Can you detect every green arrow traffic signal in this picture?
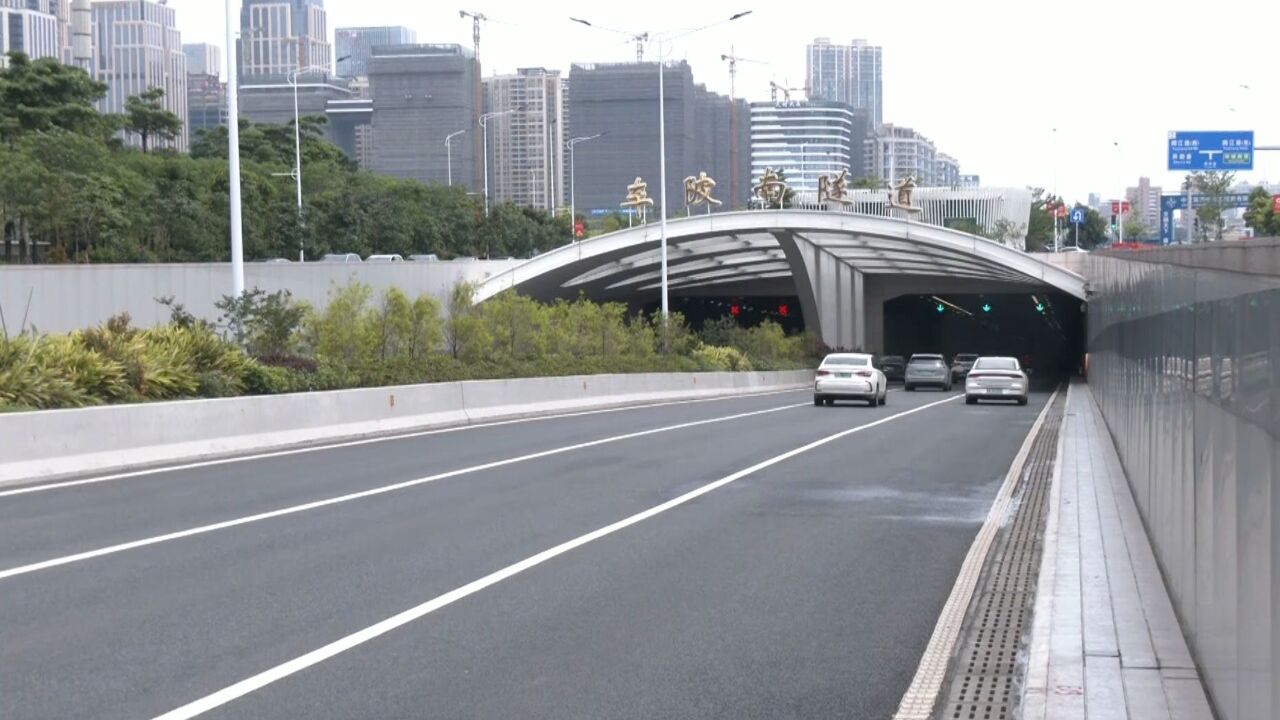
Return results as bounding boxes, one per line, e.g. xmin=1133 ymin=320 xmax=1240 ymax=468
xmin=936 ymin=303 xmax=945 ymax=313
xmin=982 ymin=303 xmax=992 ymax=313
xmin=1036 ymin=303 xmax=1045 ymax=313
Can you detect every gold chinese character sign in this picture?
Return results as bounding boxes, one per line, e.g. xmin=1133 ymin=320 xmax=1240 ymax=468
xmin=621 ymin=176 xmax=655 ymax=223
xmin=684 ymin=171 xmax=722 ymax=208
xmin=817 ymin=169 xmax=854 ymax=206
xmin=753 ymin=167 xmax=788 ymax=208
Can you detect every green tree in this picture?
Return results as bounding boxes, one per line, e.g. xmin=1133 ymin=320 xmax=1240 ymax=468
xmin=1190 ymin=171 xmax=1234 ymax=241
xmin=1243 ymin=186 xmax=1279 ymax=238
xmin=123 ymin=87 xmax=182 ymax=153
xmin=1122 ymin=212 xmax=1151 ymax=241
xmin=1025 ymin=187 xmax=1061 ymax=252
xmin=0 ymin=52 xmax=116 ymax=143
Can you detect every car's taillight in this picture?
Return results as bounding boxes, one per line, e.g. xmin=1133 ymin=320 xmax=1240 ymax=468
xmin=855 ymin=370 xmax=872 ymax=378
xmin=967 ymin=373 xmax=987 ymax=380
xmin=816 ymin=370 xmax=831 ymax=377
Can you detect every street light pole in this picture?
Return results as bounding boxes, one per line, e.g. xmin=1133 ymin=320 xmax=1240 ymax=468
xmin=285 ymin=61 xmax=345 ymax=262
xmin=570 ymin=11 xmax=752 ymax=321
xmin=225 ymin=0 xmax=244 ymax=295
xmin=444 ymin=128 xmax=469 ymax=186
xmin=566 ymin=133 xmax=603 ymax=242
xmin=657 ymin=36 xmax=669 ymax=318
xmin=478 ymin=109 xmax=516 ymax=216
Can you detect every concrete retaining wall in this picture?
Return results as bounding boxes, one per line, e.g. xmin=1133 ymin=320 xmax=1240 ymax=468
xmin=0 ymin=370 xmax=811 ymax=486
xmin=0 ymin=261 xmax=521 ymax=337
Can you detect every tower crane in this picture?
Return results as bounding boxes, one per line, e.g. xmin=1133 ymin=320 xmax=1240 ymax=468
xmin=720 ymin=49 xmax=768 ymax=208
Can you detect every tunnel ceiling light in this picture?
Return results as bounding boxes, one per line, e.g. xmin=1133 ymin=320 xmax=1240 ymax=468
xmin=929 ymin=295 xmax=973 ymax=317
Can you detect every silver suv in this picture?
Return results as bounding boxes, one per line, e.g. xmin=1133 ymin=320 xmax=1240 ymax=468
xmin=904 ymin=353 xmax=952 ymax=391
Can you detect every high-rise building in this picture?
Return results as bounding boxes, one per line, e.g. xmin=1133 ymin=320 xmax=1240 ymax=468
xmin=334 ymin=25 xmax=415 ymax=78
xmin=484 ymin=68 xmax=565 ymax=213
xmin=240 ymin=0 xmax=329 ymax=78
xmin=750 ymin=100 xmax=870 ymax=197
xmin=959 ymin=174 xmax=980 ymax=188
xmin=567 ymin=61 xmax=747 ymax=217
xmin=3 ymin=0 xmax=72 ymax=63
xmin=694 ymin=84 xmax=750 ymax=209
xmin=936 ymin=153 xmax=961 ymax=188
xmin=1124 ymin=176 xmax=1162 ymax=231
xmin=866 ymin=124 xmax=937 ymax=187
xmin=186 ymin=73 xmax=227 ymax=138
xmin=0 ymin=4 xmax=60 ymax=62
xmin=368 ymin=44 xmax=478 ymax=185
xmin=183 ymin=42 xmax=221 ymax=77
xmin=91 ymin=0 xmax=188 ymax=151
xmin=239 ymin=71 xmax=359 ymax=156
xmin=806 ymin=38 xmax=882 ymax=128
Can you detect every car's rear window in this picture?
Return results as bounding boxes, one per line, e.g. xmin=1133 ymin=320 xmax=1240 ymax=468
xmin=823 ymin=357 xmax=869 ymax=367
xmin=974 ymin=358 xmax=1019 ymax=370
xmin=955 ymin=354 xmax=979 ymax=361
xmin=911 ymin=359 xmax=945 ymax=368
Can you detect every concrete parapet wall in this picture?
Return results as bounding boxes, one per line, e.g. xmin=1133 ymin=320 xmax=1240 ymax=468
xmin=0 ymin=370 xmax=810 ymax=486
xmin=0 ymin=261 xmax=520 ymax=337
xmin=1083 ymin=251 xmax=1280 ymax=720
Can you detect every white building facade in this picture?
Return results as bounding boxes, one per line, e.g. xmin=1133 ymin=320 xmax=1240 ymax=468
xmin=485 ymin=68 xmax=566 ymax=213
xmin=91 ymin=0 xmax=188 ymax=151
xmin=240 ymin=0 xmax=329 ymax=78
xmin=750 ymin=101 xmax=866 ymax=197
xmin=0 ymin=4 xmax=60 ymax=62
xmin=936 ymin=153 xmax=961 ymax=187
xmin=867 ymin=124 xmax=938 ymax=187
xmin=182 ymin=42 xmax=220 ymax=77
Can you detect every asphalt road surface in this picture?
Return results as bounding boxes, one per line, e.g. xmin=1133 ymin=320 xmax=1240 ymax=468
xmin=0 ymin=386 xmax=1049 ymax=719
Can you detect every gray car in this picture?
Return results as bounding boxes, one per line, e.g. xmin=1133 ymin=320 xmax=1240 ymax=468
xmin=951 ymin=353 xmax=980 ymax=381
xmin=904 ymin=353 xmax=952 ymax=391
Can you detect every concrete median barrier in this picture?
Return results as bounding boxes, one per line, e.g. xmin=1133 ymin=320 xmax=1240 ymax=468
xmin=0 ymin=370 xmax=810 ymax=486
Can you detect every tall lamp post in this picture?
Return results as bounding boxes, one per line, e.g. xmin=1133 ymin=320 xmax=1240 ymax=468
xmin=444 ymin=128 xmax=469 ymax=186
xmin=567 ymin=132 xmax=603 ymax=242
xmin=225 ymin=0 xmax=244 ymax=295
xmin=285 ymin=60 xmax=346 ymax=261
xmin=479 ymin=109 xmax=517 ymax=216
xmin=569 ymin=10 xmax=753 ymax=318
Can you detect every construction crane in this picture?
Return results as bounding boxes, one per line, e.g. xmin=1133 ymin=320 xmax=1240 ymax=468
xmin=460 ymin=10 xmax=490 ymax=191
xmin=458 ymin=10 xmax=488 ymax=61
xmin=769 ymin=80 xmax=805 ymax=103
xmin=720 ymin=48 xmax=768 ymax=209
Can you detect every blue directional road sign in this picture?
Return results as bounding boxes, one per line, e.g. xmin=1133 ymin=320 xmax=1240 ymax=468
xmin=1168 ymin=131 xmax=1254 ymax=171
xmin=1069 ymin=208 xmax=1085 ymax=225
xmin=1157 ymin=192 xmax=1253 ymax=244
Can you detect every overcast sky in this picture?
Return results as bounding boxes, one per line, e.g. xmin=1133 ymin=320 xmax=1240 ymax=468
xmin=174 ymin=0 xmax=1279 ymax=203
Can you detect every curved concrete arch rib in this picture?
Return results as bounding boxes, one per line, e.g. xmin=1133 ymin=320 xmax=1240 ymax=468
xmin=473 ymin=210 xmax=1087 ymax=351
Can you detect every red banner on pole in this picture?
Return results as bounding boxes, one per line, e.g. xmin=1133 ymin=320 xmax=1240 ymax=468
xmin=1273 ymin=194 xmax=1280 ymax=214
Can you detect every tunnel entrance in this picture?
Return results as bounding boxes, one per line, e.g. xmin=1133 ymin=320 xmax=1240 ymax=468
xmin=883 ymin=292 xmax=1085 ymax=382
xmin=664 ymin=296 xmax=806 ymax=335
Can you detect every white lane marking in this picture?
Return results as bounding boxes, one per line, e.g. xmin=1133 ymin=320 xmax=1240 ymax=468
xmin=0 ymin=388 xmax=807 ymax=499
xmin=151 ymin=393 xmax=960 ymax=720
xmin=892 ymin=388 xmax=1060 ymax=720
xmin=0 ymin=402 xmax=810 ymax=582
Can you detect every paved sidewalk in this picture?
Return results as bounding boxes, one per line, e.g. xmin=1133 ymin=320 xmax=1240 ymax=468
xmin=1022 ymin=381 xmax=1214 ymax=720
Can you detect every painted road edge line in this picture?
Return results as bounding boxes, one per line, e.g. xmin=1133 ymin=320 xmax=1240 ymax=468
xmin=0 ymin=387 xmax=806 ymax=499
xmin=0 ymin=401 xmax=808 ymax=582
xmin=892 ymin=387 xmax=1062 ymax=720
xmin=150 ymin=392 xmax=959 ymax=720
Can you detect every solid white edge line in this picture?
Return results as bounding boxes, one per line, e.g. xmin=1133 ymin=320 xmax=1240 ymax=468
xmin=151 ymin=393 xmax=960 ymax=720
xmin=891 ymin=387 xmax=1061 ymax=720
xmin=0 ymin=401 xmax=808 ymax=582
xmin=0 ymin=387 xmax=807 ymax=499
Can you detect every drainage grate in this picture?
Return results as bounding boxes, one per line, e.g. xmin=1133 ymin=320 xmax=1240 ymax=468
xmin=937 ymin=392 xmax=1065 ymax=720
